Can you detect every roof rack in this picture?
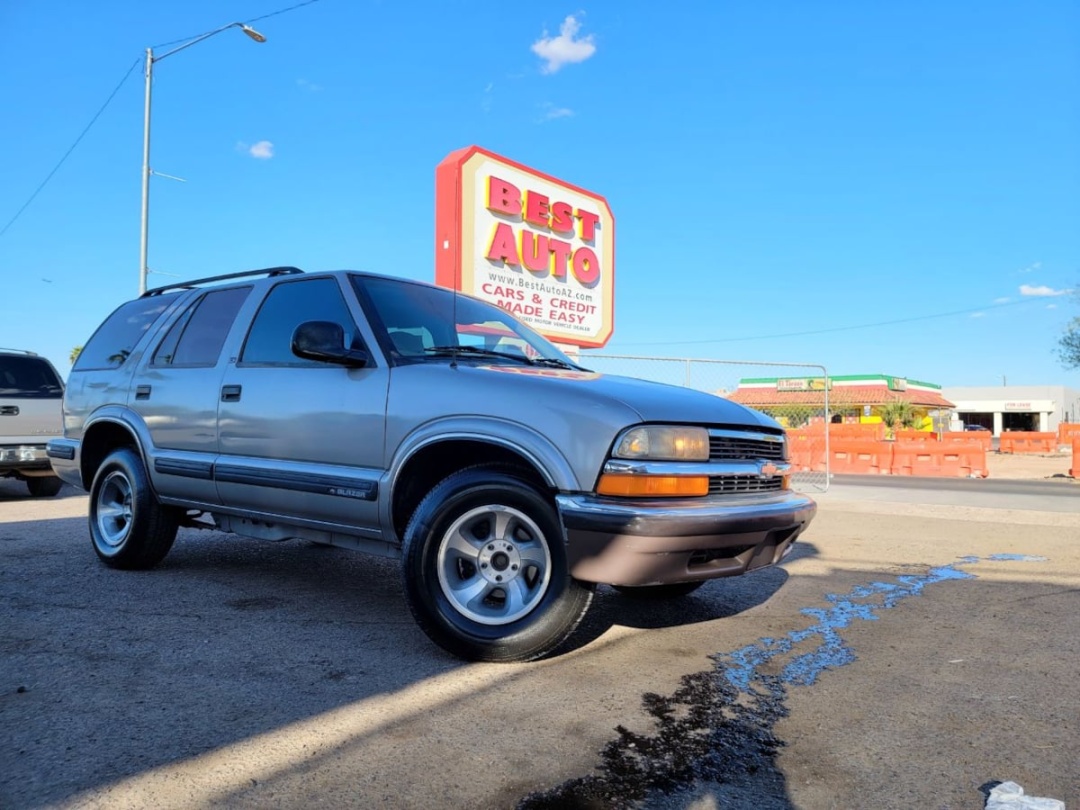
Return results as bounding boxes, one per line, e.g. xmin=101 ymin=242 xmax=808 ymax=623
xmin=142 ymin=266 xmax=304 ymax=297
xmin=0 ymin=348 xmax=39 ymax=356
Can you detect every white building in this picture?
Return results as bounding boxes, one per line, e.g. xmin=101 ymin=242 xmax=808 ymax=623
xmin=941 ymin=384 xmax=1080 ymax=435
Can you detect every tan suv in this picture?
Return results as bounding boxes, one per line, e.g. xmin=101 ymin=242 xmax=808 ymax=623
xmin=0 ymin=349 xmax=65 ymax=497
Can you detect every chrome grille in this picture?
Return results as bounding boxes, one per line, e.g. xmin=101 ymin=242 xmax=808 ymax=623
xmin=709 ymin=432 xmax=785 ymax=461
xmin=708 ymin=475 xmax=784 ymax=494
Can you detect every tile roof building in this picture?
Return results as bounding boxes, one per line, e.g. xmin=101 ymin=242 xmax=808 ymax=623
xmin=726 ymin=375 xmax=954 ymax=428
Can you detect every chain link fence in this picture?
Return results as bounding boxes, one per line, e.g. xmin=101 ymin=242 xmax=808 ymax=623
xmin=577 ymin=354 xmax=830 ymax=492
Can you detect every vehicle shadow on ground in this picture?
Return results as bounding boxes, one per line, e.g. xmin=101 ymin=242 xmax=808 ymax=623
xmin=563 ymin=542 xmax=817 ymax=653
xmin=0 ymin=512 xmax=815 ymax=809
xmin=0 ymin=478 xmax=82 ymax=501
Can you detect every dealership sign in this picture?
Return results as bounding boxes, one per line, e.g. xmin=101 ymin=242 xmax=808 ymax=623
xmin=435 ymin=145 xmax=615 ymax=348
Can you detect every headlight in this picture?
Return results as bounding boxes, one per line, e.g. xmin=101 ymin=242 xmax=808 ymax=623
xmin=613 ymin=426 xmax=710 ymax=461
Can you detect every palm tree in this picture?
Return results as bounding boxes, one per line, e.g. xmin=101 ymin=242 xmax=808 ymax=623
xmin=880 ymin=399 xmax=919 ymax=438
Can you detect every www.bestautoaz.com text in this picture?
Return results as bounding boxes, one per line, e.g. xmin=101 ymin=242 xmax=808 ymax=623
xmin=482 ymin=274 xmax=597 ymax=326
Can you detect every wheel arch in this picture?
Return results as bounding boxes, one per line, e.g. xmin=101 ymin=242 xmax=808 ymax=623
xmin=79 ymin=411 xmax=149 ymax=489
xmin=386 ymin=421 xmax=579 ymax=545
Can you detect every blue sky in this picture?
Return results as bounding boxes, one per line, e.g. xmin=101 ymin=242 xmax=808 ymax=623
xmin=1 ymin=0 xmax=1077 ymax=385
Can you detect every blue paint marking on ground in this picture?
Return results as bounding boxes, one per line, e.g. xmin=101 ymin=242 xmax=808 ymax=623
xmin=714 ymin=555 xmax=1043 ymax=691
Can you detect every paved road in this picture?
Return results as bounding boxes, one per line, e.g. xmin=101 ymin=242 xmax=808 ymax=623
xmin=823 ymin=474 xmax=1079 ymax=512
xmin=1 ymin=478 xmax=1077 ymax=809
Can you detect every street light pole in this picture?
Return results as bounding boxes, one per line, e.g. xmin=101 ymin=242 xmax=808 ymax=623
xmin=139 ymin=48 xmax=153 ymax=296
xmin=139 ymin=23 xmax=266 ymax=295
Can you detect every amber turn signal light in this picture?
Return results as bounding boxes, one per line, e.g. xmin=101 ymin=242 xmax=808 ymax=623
xmin=596 ymin=474 xmax=709 ymax=497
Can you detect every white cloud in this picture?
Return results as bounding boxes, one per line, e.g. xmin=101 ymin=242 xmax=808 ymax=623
xmin=993 ymin=297 xmax=1011 ymax=304
xmin=970 ymin=312 xmax=986 ymax=318
xmin=1047 ymin=304 xmax=1058 ymax=309
xmin=1020 ymin=284 xmax=1070 ymax=297
xmin=1018 ymin=261 xmax=1041 ymax=274
xmin=249 ymin=140 xmax=274 ymax=159
xmin=297 ymin=78 xmax=322 ymax=92
xmin=539 ymin=102 xmax=574 ymax=121
xmin=532 ymin=15 xmax=596 ymax=74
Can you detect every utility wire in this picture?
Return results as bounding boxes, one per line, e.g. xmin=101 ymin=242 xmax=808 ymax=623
xmin=245 ymin=0 xmax=324 ymax=25
xmin=609 ymin=297 xmax=1049 ymax=347
xmin=151 ymin=0 xmax=324 ymax=49
xmin=3 ymin=0 xmax=324 ymax=240
xmin=0 ymin=57 xmax=141 ymax=239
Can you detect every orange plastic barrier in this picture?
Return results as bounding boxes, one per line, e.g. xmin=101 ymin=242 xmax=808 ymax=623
xmin=1072 ymin=437 xmax=1080 ymax=478
xmin=785 ymin=429 xmax=826 ymax=472
xmin=998 ymin=432 xmax=1057 ymax=454
xmin=1059 ymin=423 xmax=1080 ymax=446
xmin=942 ymin=431 xmax=992 ymax=451
xmin=894 ymin=430 xmax=938 ymax=442
xmin=787 ymin=442 xmax=824 ymax=473
xmin=825 ymin=439 xmax=892 ymax=475
xmin=830 ymin=423 xmax=886 ymax=440
xmin=891 ymin=441 xmax=988 ymax=478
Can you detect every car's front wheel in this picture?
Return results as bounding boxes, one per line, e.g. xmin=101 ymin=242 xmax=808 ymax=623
xmin=89 ymin=447 xmax=179 ymax=570
xmin=401 ymin=467 xmax=593 ymax=662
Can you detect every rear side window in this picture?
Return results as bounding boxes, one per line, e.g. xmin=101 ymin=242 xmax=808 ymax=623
xmin=153 ymin=287 xmax=251 ymax=367
xmin=75 ymin=297 xmax=174 ymax=371
xmin=0 ymin=356 xmax=63 ymax=399
xmin=241 ymin=278 xmax=356 ymax=365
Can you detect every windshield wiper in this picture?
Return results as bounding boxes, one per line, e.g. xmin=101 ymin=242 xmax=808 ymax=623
xmin=530 ymin=357 xmax=578 ymax=369
xmin=424 ymin=346 xmax=536 ymax=364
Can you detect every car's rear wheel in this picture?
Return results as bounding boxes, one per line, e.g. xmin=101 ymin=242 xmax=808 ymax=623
xmin=613 ymin=581 xmax=707 ymax=599
xmin=401 ymin=466 xmax=593 ymax=662
xmin=89 ymin=447 xmax=179 ymax=570
xmin=26 ymin=476 xmax=63 ymax=497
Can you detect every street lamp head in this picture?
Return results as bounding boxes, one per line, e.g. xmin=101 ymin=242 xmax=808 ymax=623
xmin=240 ymin=25 xmax=267 ymax=43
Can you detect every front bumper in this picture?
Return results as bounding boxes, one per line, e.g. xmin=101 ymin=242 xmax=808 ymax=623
xmin=556 ymin=491 xmax=817 ymax=586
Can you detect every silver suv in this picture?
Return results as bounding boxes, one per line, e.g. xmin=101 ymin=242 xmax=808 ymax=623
xmin=50 ymin=268 xmax=816 ymax=661
xmin=1 ymin=349 xmax=65 ymax=497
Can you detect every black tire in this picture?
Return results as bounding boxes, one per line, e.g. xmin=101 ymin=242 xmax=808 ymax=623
xmin=613 ymin=581 xmax=707 ymax=599
xmin=88 ymin=447 xmax=179 ymax=570
xmin=401 ymin=466 xmax=594 ymax=663
xmin=26 ymin=476 xmax=63 ymax=497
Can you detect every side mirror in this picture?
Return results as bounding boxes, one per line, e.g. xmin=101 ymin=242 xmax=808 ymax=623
xmin=291 ymin=321 xmax=369 ymax=368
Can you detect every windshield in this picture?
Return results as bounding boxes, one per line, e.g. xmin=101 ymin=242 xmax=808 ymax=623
xmin=0 ymin=355 xmax=63 ymax=399
xmin=352 ymin=275 xmax=581 ymax=367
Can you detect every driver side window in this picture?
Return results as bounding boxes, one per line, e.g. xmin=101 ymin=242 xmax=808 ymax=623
xmin=241 ymin=278 xmax=359 ymax=366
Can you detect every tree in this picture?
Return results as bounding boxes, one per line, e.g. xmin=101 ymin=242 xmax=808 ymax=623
xmin=879 ymin=399 xmax=921 ymax=437
xmin=69 ymin=346 xmax=82 ymax=364
xmin=1059 ymin=318 xmax=1080 ymax=369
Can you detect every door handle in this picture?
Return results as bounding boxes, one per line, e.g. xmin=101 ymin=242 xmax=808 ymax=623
xmin=135 ymin=385 xmax=151 ymax=401
xmin=221 ymin=384 xmax=242 ymax=403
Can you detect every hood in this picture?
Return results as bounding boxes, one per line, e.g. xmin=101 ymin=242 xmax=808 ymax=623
xmin=468 ymin=364 xmax=781 ymax=431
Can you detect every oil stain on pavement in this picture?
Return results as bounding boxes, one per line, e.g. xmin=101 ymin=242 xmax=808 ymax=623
xmin=518 ymin=555 xmax=1046 ymax=810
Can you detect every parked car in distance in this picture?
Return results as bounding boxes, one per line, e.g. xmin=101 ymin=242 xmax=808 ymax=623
xmin=0 ymin=348 xmax=65 ymax=497
xmin=964 ymin=424 xmax=991 ymax=432
xmin=49 ymin=267 xmax=817 ymax=662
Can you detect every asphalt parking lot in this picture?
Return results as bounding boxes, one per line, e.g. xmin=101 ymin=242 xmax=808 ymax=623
xmin=1 ymin=477 xmax=1077 ymax=809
